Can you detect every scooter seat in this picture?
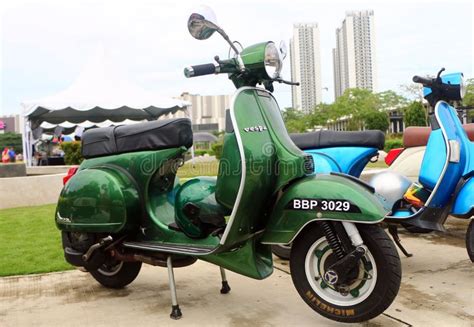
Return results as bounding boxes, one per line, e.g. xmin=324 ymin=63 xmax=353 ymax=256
xmin=403 ymin=124 xmax=474 ymax=148
xmin=291 ymin=130 xmax=385 ymax=150
xmin=82 ymin=118 xmax=193 ymax=158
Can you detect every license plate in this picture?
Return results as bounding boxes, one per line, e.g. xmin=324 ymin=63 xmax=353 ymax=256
xmin=286 ymin=198 xmax=361 ymax=213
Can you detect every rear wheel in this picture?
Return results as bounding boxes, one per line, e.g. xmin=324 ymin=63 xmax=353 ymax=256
xmin=271 ymin=244 xmax=291 ymax=260
xmin=466 ymin=220 xmax=474 ymax=262
xmin=290 ymin=223 xmax=401 ymax=323
xmin=90 ymin=258 xmax=142 ymax=289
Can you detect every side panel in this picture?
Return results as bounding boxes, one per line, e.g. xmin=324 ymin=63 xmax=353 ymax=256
xmin=56 ymin=168 xmax=140 ymax=233
xmin=261 ymin=174 xmax=389 ymax=244
xmin=452 ymin=178 xmax=474 ymax=217
xmin=306 ymin=147 xmax=377 ymax=177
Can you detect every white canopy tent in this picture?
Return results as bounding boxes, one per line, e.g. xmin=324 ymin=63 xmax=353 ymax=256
xmin=22 ymin=49 xmax=190 ymax=165
xmin=39 ymin=119 xmax=145 ymax=130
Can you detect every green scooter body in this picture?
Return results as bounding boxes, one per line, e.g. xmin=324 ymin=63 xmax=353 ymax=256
xmin=56 ymin=87 xmax=386 ymax=279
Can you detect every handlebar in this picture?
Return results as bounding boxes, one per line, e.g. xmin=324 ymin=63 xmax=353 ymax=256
xmin=184 ymin=63 xmax=216 ymax=78
xmin=412 ymin=75 xmax=433 ymax=86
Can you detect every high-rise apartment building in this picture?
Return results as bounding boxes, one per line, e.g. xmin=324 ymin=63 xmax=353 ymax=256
xmin=173 ymin=92 xmax=231 ymax=132
xmin=333 ymin=10 xmax=377 ymax=98
xmin=290 ymin=23 xmax=322 ymax=113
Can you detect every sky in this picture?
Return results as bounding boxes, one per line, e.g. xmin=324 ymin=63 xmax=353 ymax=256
xmin=1 ymin=0 xmax=473 ymax=115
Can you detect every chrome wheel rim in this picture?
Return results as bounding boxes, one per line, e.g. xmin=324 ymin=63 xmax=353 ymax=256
xmin=98 ymin=260 xmax=124 ymax=277
xmin=304 ymin=236 xmax=377 ymax=306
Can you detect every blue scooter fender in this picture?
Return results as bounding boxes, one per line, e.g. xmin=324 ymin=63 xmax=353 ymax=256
xmin=452 ymin=177 xmax=474 ymax=218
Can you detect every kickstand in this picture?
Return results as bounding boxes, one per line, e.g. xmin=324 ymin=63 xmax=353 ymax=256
xmin=166 ymin=256 xmax=182 ymax=319
xmin=219 ymin=267 xmax=231 ymax=294
xmin=388 ymin=225 xmax=413 ymax=258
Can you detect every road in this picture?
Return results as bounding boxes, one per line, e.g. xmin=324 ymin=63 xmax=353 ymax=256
xmin=0 ymin=219 xmax=472 ymax=326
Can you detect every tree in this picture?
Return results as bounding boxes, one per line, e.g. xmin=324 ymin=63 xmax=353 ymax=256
xmin=282 ymin=108 xmax=309 ymax=132
xmin=399 ymin=83 xmax=424 ymax=101
xmin=308 ymin=103 xmax=332 ymax=127
xmin=330 ymin=88 xmax=379 ymax=130
xmin=377 ymin=90 xmax=409 ymax=110
xmin=462 ymin=78 xmax=474 ymax=122
xmin=404 ymin=101 xmax=427 ymax=127
xmin=463 ymin=78 xmax=474 ymax=106
xmin=365 ymin=110 xmax=389 ymax=132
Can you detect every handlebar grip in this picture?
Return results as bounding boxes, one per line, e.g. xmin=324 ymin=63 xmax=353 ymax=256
xmin=184 ymin=63 xmax=216 ymax=78
xmin=412 ymin=75 xmax=433 ymax=86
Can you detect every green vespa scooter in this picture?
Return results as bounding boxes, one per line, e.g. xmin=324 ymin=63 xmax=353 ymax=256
xmin=55 ymin=7 xmax=401 ymax=323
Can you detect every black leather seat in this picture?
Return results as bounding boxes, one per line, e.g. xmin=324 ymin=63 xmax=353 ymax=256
xmin=291 ymin=130 xmax=385 ymax=150
xmin=82 ymin=118 xmax=193 ymax=158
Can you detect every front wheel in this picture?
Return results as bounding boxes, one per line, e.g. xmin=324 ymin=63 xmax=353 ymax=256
xmin=90 ymin=258 xmax=142 ymax=289
xmin=290 ymin=223 xmax=401 ymax=323
xmin=466 ymin=220 xmax=474 ymax=262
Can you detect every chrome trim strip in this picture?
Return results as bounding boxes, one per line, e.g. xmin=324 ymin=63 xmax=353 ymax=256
xmin=220 ymin=86 xmax=266 ymax=244
xmin=123 ymin=242 xmax=215 ymax=256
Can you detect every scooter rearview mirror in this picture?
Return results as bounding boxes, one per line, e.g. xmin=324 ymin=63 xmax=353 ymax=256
xmin=279 ymin=40 xmax=287 ymax=60
xmin=188 ymin=5 xmax=219 ymax=40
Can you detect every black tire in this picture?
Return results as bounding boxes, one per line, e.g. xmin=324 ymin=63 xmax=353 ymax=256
xmin=401 ymin=223 xmax=432 ymax=234
xmin=272 ymin=244 xmax=292 ymax=260
xmin=466 ymin=220 xmax=474 ymax=262
xmin=90 ymin=259 xmax=142 ymax=289
xmin=290 ymin=223 xmax=401 ymax=323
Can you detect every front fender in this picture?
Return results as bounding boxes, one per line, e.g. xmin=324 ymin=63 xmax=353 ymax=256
xmin=261 ymin=174 xmax=389 ymax=244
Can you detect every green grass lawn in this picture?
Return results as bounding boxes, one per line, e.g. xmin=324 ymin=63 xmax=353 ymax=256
xmin=0 ymin=204 xmax=73 ymax=277
xmin=177 ymin=160 xmax=219 ymax=178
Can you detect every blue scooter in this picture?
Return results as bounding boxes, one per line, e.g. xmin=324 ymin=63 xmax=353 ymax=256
xmin=272 ymin=130 xmax=385 ymax=259
xmin=368 ymin=68 xmax=474 ymax=260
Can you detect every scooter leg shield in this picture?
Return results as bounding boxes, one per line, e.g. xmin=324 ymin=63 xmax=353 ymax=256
xmin=261 ymin=173 xmax=389 ymax=245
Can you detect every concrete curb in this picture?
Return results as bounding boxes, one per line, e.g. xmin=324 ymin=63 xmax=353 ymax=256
xmin=0 ymin=173 xmax=65 ymax=209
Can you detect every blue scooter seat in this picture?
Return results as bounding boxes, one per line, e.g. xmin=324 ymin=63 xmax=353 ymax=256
xmin=291 ymin=130 xmax=385 ymax=150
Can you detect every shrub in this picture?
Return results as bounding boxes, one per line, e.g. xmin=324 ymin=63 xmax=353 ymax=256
xmin=194 ymin=149 xmax=209 ymax=156
xmin=0 ymin=133 xmax=23 ymax=153
xmin=60 ymin=141 xmax=84 ymax=165
xmin=211 ymin=142 xmax=223 ymax=160
xmin=384 ymin=138 xmax=403 ymax=153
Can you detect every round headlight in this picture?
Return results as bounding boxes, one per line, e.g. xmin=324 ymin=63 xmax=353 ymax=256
xmin=460 ymin=74 xmax=466 ymax=99
xmin=264 ymin=42 xmax=282 ymax=79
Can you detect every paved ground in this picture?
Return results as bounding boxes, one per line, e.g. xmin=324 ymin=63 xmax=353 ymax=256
xmin=0 ymin=219 xmax=472 ymax=326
